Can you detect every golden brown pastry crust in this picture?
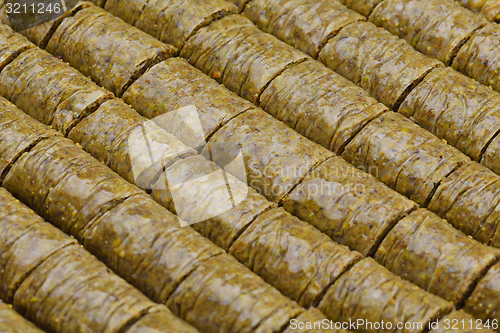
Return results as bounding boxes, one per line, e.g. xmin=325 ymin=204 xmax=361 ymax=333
xmin=283 ymin=156 xmax=416 ymax=256
xmin=180 ymin=14 xmax=309 ymax=103
xmin=243 ymin=0 xmax=364 ymax=58
xmin=83 ymin=194 xmax=223 ymax=303
xmin=151 ymin=155 xmax=275 ymax=251
xmin=0 ymin=187 xmax=76 ymax=302
xmin=167 ymin=253 xmax=303 ymax=333
xmin=428 ymin=161 xmax=500 ymax=247
xmin=230 ymin=207 xmax=362 ymax=307
xmin=369 ymin=0 xmax=487 ymax=65
xmin=0 ymin=24 xmax=34 ymax=71
xmin=0 ymin=47 xmax=113 ymax=135
xmin=105 ymin=0 xmax=236 ymax=50
xmin=454 ymin=0 xmax=500 ymax=22
xmin=464 ymin=261 xmax=500 ymax=330
xmin=2 ymin=136 xmax=143 ymax=239
xmin=202 ymin=108 xmax=334 ymax=203
xmin=453 ymin=24 xmax=500 ymax=94
xmin=69 ymin=98 xmax=196 ymax=188
xmin=123 ymin=57 xmax=254 ymax=141
xmin=0 ymin=99 xmax=62 ymax=183
xmin=399 ymin=66 xmax=500 ymax=162
xmin=0 ymin=300 xmax=45 ymax=333
xmin=319 ymin=21 xmax=442 ymax=110
xmin=481 ymin=0 xmax=500 ymax=21
xmin=319 ymin=258 xmax=453 ymax=333
xmin=14 ymin=245 xmax=156 ymax=333
xmin=260 ymin=60 xmax=386 ymax=154
xmin=46 ymin=5 xmax=176 ymax=96
xmin=19 ymin=1 xmax=92 ymax=48
xmin=482 ymin=131 xmax=500 ymax=176
xmin=342 ymin=112 xmax=470 ymax=206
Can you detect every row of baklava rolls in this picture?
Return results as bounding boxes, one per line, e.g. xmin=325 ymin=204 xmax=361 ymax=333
xmin=69 ymin=0 xmax=500 ymax=254
xmin=0 ymin=182 xmax=201 ymax=333
xmin=0 ymin=4 xmax=499 ymax=331
xmin=0 ymin=80 xmax=330 ymax=333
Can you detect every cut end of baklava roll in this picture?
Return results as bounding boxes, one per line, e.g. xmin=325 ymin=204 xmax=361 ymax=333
xmin=83 ymin=193 xmax=224 ymax=304
xmin=319 ymin=20 xmax=443 ymax=110
xmin=202 ymin=108 xmax=334 ymax=203
xmin=464 ymin=261 xmax=500 ymax=331
xmin=260 ymin=59 xmax=386 ymax=155
xmin=0 ymin=24 xmax=35 ymax=71
xmin=482 ymin=132 xmax=500 ymax=176
xmin=243 ymin=0 xmax=364 ymax=59
xmin=13 ymin=244 xmax=156 ymax=333
xmin=0 ymin=300 xmax=45 ymax=333
xmin=428 ymin=161 xmax=500 ymax=247
xmin=46 ymin=5 xmax=177 ymax=97
xmin=69 ymin=98 xmax=197 ymax=189
xmin=399 ymin=66 xmax=500 ymax=162
xmin=0 ymin=47 xmax=114 ymax=136
xmin=453 ymin=23 xmax=500 ymax=95
xmin=105 ymin=0 xmax=237 ymax=50
xmin=283 ymin=156 xmax=417 ymax=256
xmin=0 ymin=187 xmax=77 ymax=303
xmin=123 ymin=57 xmax=254 ymax=143
xmin=180 ymin=14 xmax=309 ymax=103
xmin=3 ymin=133 xmax=144 ymax=237
xmin=19 ymin=1 xmax=92 ymax=49
xmin=151 ymin=154 xmax=275 ymax=250
xmin=318 ymin=258 xmax=453 ymax=333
